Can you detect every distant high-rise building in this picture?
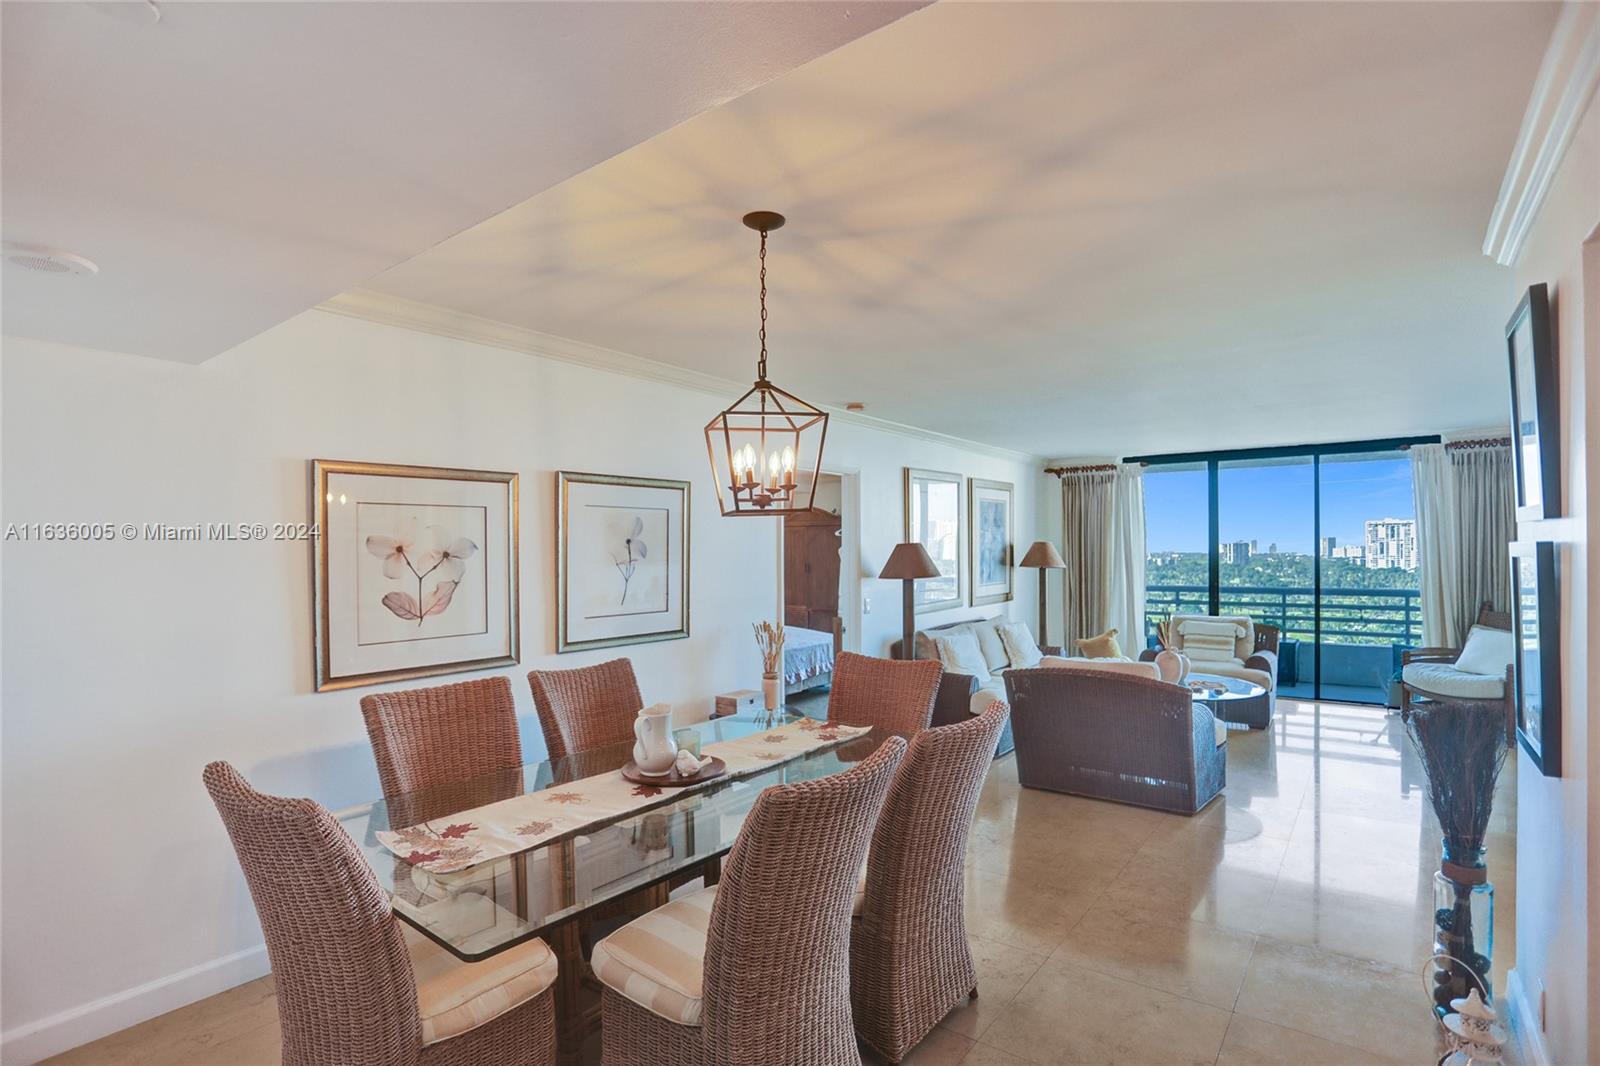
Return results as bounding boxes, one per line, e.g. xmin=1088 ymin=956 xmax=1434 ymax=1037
xmin=1267 ymin=542 xmax=1278 ymax=554
xmin=1331 ymin=544 xmax=1365 ymax=563
xmin=1221 ymin=540 xmax=1252 ymax=565
xmin=1319 ymin=536 xmax=1337 ymax=556
xmin=1365 ymin=518 xmax=1417 ymax=570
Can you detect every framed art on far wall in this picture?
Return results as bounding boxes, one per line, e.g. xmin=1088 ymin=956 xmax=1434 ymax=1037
xmin=904 ymin=467 xmax=964 ymax=612
xmin=968 ymin=477 xmax=1014 ymax=606
xmin=1510 ymin=540 xmax=1561 ymax=777
xmin=1506 ymin=282 xmax=1560 ymax=520
xmin=557 ymin=471 xmax=690 ymax=653
xmin=312 ymin=460 xmax=519 ymax=692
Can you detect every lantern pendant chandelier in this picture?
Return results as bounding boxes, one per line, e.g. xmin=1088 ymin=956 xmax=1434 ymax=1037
xmin=704 ymin=211 xmax=829 ymax=517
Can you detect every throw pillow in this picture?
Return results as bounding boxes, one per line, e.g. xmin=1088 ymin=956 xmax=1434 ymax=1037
xmin=997 ymin=623 xmax=1043 ymax=668
xmin=1455 ymin=624 xmax=1515 ymax=676
xmin=973 ymin=622 xmax=1011 ymax=670
xmin=1075 ymin=628 xmax=1123 ymax=659
xmin=933 ymin=631 xmax=991 ymax=686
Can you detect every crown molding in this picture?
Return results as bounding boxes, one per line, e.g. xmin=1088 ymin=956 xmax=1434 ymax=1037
xmin=1483 ymin=1 xmax=1600 ymax=266
xmin=316 ymin=289 xmax=1042 ymax=464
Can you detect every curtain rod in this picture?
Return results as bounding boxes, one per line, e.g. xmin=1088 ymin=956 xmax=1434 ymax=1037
xmin=1399 ymin=437 xmax=1512 ymax=452
xmin=1045 ymin=462 xmax=1138 ymax=476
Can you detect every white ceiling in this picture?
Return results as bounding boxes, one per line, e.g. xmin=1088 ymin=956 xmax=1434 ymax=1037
xmin=367 ymin=1 xmax=1557 ymax=458
xmin=1 ymin=0 xmax=922 ymax=362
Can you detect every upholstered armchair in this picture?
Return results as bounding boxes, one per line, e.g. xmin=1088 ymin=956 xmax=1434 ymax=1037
xmin=1139 ymin=614 xmax=1279 ymax=728
xmin=1400 ymin=603 xmax=1515 ymax=746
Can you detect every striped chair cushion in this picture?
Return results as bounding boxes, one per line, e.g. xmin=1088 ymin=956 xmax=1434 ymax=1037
xmin=592 ymin=884 xmax=716 ymax=1026
xmin=403 ymin=926 xmax=557 ymax=1046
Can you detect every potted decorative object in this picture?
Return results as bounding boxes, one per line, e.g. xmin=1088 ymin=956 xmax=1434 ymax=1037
xmin=1406 ymin=700 xmax=1508 ymax=1018
xmin=753 ymin=620 xmax=784 ymax=711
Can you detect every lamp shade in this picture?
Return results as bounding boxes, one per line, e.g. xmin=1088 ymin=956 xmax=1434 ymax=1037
xmin=879 ymin=542 xmax=941 ymax=580
xmin=1019 ymin=540 xmax=1066 ymax=569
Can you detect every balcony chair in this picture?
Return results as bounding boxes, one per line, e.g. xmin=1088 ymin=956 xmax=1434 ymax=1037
xmin=1400 ymin=603 xmax=1516 ymax=746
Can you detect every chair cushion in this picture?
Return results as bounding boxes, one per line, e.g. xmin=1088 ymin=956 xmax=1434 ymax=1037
xmin=592 ymin=884 xmax=716 ymax=1027
xmin=1189 ymin=662 xmax=1274 ymax=691
xmin=997 ymin=623 xmax=1043 ymax=668
xmin=934 ymin=631 xmax=992 ymax=687
xmin=972 ymin=620 xmax=1012 ymax=671
xmin=970 ymin=685 xmax=1008 ymax=716
xmin=1402 ymin=662 xmax=1506 ymax=700
xmin=1075 ymin=628 xmax=1124 ymax=659
xmin=403 ymin=926 xmax=557 ymax=1046
xmin=1454 ymin=625 xmax=1514 ymax=676
xmin=1040 ymin=656 xmax=1163 ymax=681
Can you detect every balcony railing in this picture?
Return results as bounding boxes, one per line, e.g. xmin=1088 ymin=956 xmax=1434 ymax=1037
xmin=1144 ymin=583 xmax=1422 ymax=648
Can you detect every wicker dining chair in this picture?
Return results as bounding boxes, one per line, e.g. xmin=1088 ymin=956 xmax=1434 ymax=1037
xmin=826 ymin=651 xmax=942 ymax=736
xmin=360 ymin=676 xmax=524 ymax=829
xmin=202 ymin=761 xmax=557 ymax=1066
xmin=850 ymin=700 xmax=1010 ymax=1062
xmin=528 ymin=658 xmax=644 ymax=761
xmin=592 ymin=735 xmax=909 ymax=1065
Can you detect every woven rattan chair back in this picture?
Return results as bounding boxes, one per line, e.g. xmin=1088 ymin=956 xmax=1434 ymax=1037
xmin=825 ymin=652 xmax=942 ymax=736
xmin=850 ymin=701 xmax=1009 ymax=1061
xmin=527 ymin=658 xmax=643 ymax=761
xmin=361 ymin=676 xmax=524 ymax=828
xmin=203 ymin=761 xmax=421 ymax=1066
xmin=700 ymin=735 xmax=907 ymax=1063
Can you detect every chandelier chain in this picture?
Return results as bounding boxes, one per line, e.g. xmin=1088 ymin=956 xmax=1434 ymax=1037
xmin=756 ymin=228 xmax=768 ymax=381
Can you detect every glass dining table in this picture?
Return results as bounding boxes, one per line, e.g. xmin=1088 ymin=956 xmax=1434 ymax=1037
xmin=338 ymin=708 xmax=876 ymax=1061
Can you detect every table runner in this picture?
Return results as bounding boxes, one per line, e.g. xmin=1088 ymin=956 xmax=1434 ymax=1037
xmin=377 ymin=717 xmax=872 ymax=874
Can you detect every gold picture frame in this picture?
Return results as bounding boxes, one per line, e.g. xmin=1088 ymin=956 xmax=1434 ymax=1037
xmin=557 ymin=471 xmax=691 ymax=653
xmin=312 ymin=459 xmax=519 ymax=692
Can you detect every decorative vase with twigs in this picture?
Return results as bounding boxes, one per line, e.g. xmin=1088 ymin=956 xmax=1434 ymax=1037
xmin=1405 ymin=700 xmax=1508 ymax=1018
xmin=753 ymin=621 xmax=784 ymax=712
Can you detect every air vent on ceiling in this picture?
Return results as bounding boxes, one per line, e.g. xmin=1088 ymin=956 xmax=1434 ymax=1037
xmin=3 ymin=243 xmax=99 ymax=277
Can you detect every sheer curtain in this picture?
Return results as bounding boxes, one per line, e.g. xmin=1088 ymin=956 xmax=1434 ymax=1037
xmin=1410 ymin=441 xmax=1515 ymax=647
xmin=1059 ymin=463 xmax=1145 ymax=653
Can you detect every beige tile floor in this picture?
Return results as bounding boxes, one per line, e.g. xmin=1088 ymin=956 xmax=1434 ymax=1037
xmin=45 ymin=699 xmax=1512 ymax=1066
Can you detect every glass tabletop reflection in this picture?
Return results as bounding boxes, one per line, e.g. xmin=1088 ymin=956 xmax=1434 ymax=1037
xmin=339 ymin=709 xmax=873 ymax=961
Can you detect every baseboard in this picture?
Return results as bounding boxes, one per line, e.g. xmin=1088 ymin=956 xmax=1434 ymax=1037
xmin=0 ymin=943 xmax=269 ymax=1066
xmin=1505 ymin=968 xmax=1551 ymax=1066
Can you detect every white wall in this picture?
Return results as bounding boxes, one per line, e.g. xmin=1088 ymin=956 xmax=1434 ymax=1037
xmin=1501 ymin=87 xmax=1598 ymax=1066
xmin=0 ymin=310 xmax=1041 ymax=1062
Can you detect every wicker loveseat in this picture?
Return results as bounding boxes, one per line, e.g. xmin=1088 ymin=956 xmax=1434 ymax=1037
xmin=1002 ymin=667 xmax=1227 ymax=814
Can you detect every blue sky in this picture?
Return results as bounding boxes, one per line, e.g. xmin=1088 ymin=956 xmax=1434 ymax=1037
xmin=1145 ymin=457 xmax=1415 ymax=554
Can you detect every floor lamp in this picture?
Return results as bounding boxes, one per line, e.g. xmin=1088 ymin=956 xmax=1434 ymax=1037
xmin=879 ymin=543 xmax=941 ymax=659
xmin=1019 ymin=541 xmax=1066 ymax=648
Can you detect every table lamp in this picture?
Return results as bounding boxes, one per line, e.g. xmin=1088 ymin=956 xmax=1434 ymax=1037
xmin=1018 ymin=540 xmax=1066 ymax=648
xmin=879 ymin=542 xmax=941 ymax=659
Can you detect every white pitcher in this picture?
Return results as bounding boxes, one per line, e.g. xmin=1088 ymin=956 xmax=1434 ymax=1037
xmin=632 ymin=704 xmax=679 ymax=777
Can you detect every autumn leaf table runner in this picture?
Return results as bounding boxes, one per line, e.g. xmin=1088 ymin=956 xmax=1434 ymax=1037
xmin=377 ymin=717 xmax=872 ymax=874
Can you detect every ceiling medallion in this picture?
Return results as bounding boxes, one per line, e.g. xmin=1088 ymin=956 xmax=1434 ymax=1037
xmin=704 ymin=211 xmax=829 ymax=516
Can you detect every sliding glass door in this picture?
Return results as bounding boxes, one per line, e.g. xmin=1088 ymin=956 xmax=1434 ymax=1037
xmin=1218 ymin=456 xmax=1316 ymax=698
xmin=1138 ymin=438 xmax=1432 ymax=704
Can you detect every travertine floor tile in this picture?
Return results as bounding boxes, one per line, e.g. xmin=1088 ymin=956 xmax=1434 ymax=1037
xmin=1216 ymin=1013 xmax=1407 ymax=1066
xmin=1234 ymin=937 xmax=1444 ymax=1063
xmin=1051 ymin=911 xmax=1258 ymax=1010
xmin=983 ymin=957 xmax=1231 ymax=1066
xmin=863 ymin=1025 xmax=974 ymax=1065
xmin=937 ymin=934 xmax=1049 ymax=1040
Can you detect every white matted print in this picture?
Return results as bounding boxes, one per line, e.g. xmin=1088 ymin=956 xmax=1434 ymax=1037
xmin=558 ymin=471 xmax=689 ymax=652
xmin=314 ymin=461 xmax=518 ymax=691
xmin=969 ymin=478 xmax=1014 ymax=606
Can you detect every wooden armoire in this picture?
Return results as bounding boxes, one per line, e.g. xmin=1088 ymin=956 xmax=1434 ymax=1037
xmin=783 ymin=509 xmax=842 ymax=635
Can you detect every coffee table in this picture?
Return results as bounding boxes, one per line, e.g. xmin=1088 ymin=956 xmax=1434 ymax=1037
xmin=1186 ymin=672 xmax=1269 ymax=729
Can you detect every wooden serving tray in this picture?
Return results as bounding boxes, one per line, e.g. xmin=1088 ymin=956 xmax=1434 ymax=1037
xmin=620 ymin=756 xmax=727 ymax=788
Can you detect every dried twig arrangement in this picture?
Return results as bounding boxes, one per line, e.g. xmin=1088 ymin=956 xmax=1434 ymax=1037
xmin=1155 ymin=614 xmax=1175 ymax=650
xmin=752 ymin=620 xmax=785 ymax=675
xmin=1406 ymin=700 xmax=1508 ymax=1014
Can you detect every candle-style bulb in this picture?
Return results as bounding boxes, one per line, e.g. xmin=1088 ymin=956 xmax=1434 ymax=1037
xmin=782 ymin=446 xmax=795 ymax=472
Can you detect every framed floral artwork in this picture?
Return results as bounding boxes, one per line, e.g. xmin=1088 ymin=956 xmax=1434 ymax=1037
xmin=904 ymin=467 xmax=964 ymax=612
xmin=312 ymin=460 xmax=519 ymax=692
xmin=557 ymin=471 xmax=690 ymax=653
xmin=969 ymin=477 xmax=1014 ymax=606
